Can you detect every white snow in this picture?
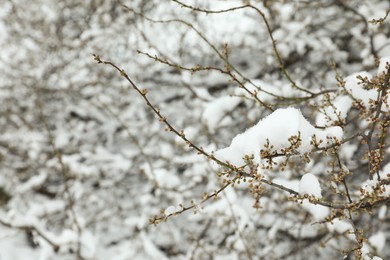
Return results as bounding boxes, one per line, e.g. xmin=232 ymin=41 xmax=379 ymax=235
xmin=344 ymin=72 xmax=377 ymax=108
xmin=378 ymin=205 xmax=387 ymax=220
xmin=2 ymin=1 xmax=389 ymax=259
xmin=214 ymin=253 xmax=239 ymax=260
xmin=80 ymin=230 xmax=97 ymax=259
xmin=327 ymin=218 xmax=355 ymax=241
xmin=373 ymin=34 xmax=390 ymax=57
xmin=299 ymin=173 xmax=322 ymax=198
xmin=154 ymin=169 xmax=181 ymax=189
xmin=316 ymin=95 xmax=353 ymax=127
xmin=369 ymin=231 xmax=386 ymax=253
xmin=27 ymin=200 xmax=66 ymax=218
xmin=0 ymin=231 xmax=40 ymax=260
xmin=380 ymin=162 xmax=390 ymax=179
xmin=125 ymin=216 xmax=148 ymax=230
xmin=215 ymin=107 xmax=343 ymax=166
xmin=140 ymin=231 xmax=168 ymax=260
xmin=301 ymin=200 xmax=329 ymax=220
xmin=360 ymin=180 xmax=390 ymax=197
xmin=54 ymin=229 xmax=78 ymax=245
xmin=361 ymin=243 xmax=371 ymax=259
xmin=164 ymin=206 xmax=177 ymax=216
xmin=377 ymin=56 xmax=390 ymax=76
xmin=54 ymin=129 xmax=71 ymax=149
xmin=202 ymin=96 xmax=242 ymax=133
xmin=16 ymin=171 xmax=48 ymax=193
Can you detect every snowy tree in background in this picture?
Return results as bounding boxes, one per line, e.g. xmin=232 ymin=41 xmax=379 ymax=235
xmin=0 ymin=0 xmax=389 ymax=259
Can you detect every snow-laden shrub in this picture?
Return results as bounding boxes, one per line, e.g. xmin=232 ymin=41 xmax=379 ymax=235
xmin=1 ymin=0 xmax=389 ymax=259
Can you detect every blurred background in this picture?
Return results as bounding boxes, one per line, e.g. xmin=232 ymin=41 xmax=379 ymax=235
xmin=0 ymin=0 xmax=389 ymax=259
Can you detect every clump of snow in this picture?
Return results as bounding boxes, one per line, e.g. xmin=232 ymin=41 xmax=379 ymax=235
xmin=369 ymin=231 xmax=386 ymax=253
xmin=164 ymin=206 xmax=177 ymax=216
xmin=215 ymin=107 xmax=343 ymax=166
xmin=380 ymin=162 xmax=390 ymax=179
xmin=327 ymin=218 xmax=355 ymax=241
xmin=140 ymin=231 xmax=169 ymax=260
xmin=80 ymin=230 xmax=97 ymax=259
xmin=271 ymin=177 xmax=329 ymax=220
xmin=299 ymin=173 xmax=322 ymax=198
xmin=344 ymin=72 xmax=377 ymax=108
xmin=154 ymin=169 xmax=180 ymax=189
xmin=377 ymin=56 xmax=390 ymax=76
xmin=361 ymin=241 xmax=384 ymax=260
xmin=0 ymin=232 xmax=40 ymax=260
xmin=340 ymin=143 xmax=357 ymax=161
xmin=316 ymin=95 xmax=353 ymax=127
xmin=27 ymin=200 xmax=66 ymax=218
xmin=202 ymin=96 xmax=242 ymax=133
xmin=16 ymin=171 xmax=48 ymax=193
xmin=316 ymin=126 xmax=343 ymax=142
xmin=373 ymin=34 xmax=390 ymax=58
xmin=360 ymin=180 xmax=390 ymax=197
xmin=378 ymin=206 xmax=387 ymax=220
xmin=55 ymin=129 xmax=71 ymax=149
xmin=361 ymin=243 xmax=371 ymax=260
xmin=301 ymin=200 xmax=329 ymax=220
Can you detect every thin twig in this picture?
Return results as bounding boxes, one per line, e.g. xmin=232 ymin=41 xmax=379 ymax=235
xmin=172 ymin=0 xmax=314 ymax=95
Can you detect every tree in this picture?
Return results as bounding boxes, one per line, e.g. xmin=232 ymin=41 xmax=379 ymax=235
xmin=0 ymin=0 xmax=389 ymax=259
